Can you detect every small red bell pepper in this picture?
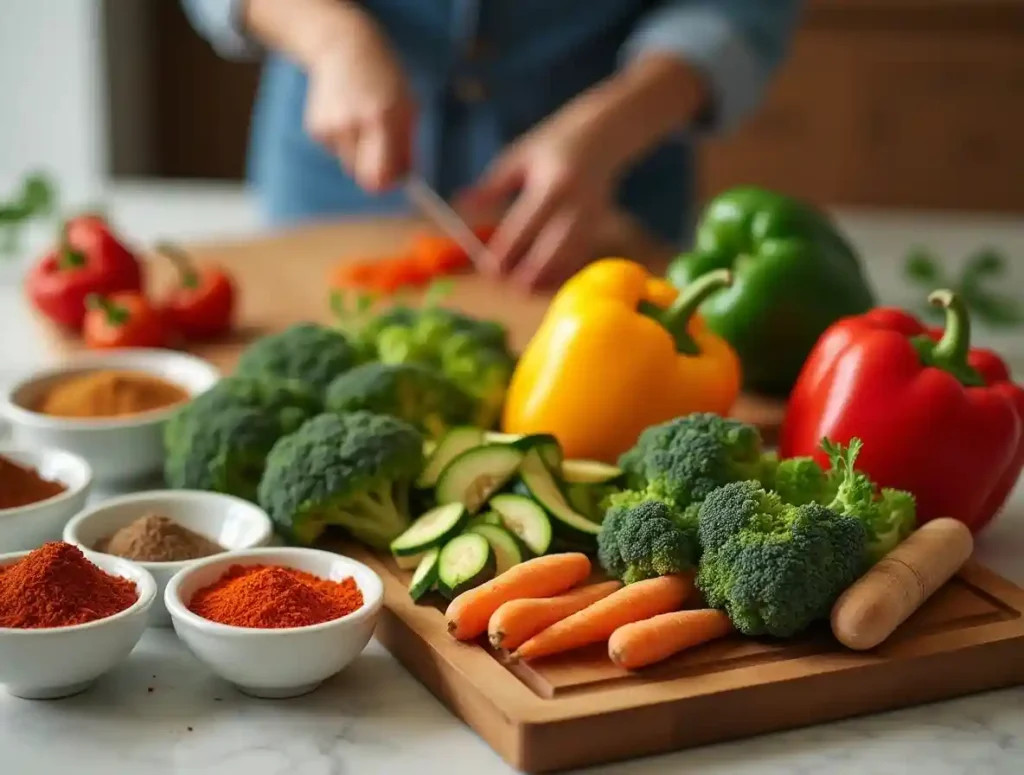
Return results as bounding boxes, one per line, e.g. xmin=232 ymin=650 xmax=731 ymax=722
xmin=83 ymin=292 xmax=170 ymax=350
xmin=156 ymin=242 xmax=236 ymax=340
xmin=26 ymin=213 xmax=144 ymax=329
xmin=780 ymin=289 xmax=1024 ymax=533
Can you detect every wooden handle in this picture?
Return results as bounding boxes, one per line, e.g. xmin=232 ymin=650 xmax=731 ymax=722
xmin=831 ymin=518 xmax=974 ymax=651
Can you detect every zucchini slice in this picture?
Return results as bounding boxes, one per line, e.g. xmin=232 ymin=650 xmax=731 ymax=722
xmin=511 ymin=433 xmax=564 ymax=472
xmin=560 ymin=459 xmax=623 ymax=485
xmin=394 ymin=551 xmax=425 ymax=571
xmin=483 ymin=431 xmax=524 ymax=444
xmin=437 ymin=533 xmax=495 ymax=599
xmin=467 ymin=523 xmax=525 ymax=575
xmin=519 ymin=449 xmax=601 ymax=541
xmin=390 ymin=502 xmax=468 ymax=557
xmin=490 ymin=493 xmax=553 ymax=556
xmin=467 ymin=510 xmax=502 ymax=529
xmin=408 ymin=548 xmax=440 ymax=601
xmin=565 ymin=483 xmax=611 ymax=524
xmin=435 ymin=444 xmax=524 ymax=514
xmin=417 ymin=426 xmax=486 ymax=488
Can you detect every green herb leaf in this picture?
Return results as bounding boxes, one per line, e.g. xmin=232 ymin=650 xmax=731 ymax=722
xmin=903 ymin=247 xmax=946 ymax=286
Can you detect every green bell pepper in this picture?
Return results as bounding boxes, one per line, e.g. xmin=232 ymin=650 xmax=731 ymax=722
xmin=667 ymin=186 xmax=876 ymax=396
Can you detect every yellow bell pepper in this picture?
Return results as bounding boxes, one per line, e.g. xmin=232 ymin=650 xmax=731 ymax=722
xmin=502 ymin=258 xmax=741 ymax=462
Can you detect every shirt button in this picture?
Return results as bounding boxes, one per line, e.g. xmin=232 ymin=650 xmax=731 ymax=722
xmin=454 ymin=76 xmax=488 ymax=104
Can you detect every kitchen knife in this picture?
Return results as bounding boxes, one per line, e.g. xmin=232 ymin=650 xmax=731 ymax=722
xmin=405 ymin=175 xmax=495 ymax=271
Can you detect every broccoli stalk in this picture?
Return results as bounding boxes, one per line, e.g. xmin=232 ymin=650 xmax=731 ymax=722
xmin=822 ymin=438 xmax=916 ymax=563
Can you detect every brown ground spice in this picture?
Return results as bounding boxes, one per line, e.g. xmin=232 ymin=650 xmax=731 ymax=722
xmin=36 ymin=369 xmax=189 ymax=419
xmin=96 ymin=514 xmax=225 ymax=562
xmin=0 ymin=455 xmax=67 ymax=510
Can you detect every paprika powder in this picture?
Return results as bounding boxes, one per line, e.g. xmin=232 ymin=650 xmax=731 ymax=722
xmin=0 ymin=542 xmax=139 ymax=628
xmin=187 ymin=564 xmax=364 ymax=628
xmin=0 ymin=454 xmax=67 ymax=510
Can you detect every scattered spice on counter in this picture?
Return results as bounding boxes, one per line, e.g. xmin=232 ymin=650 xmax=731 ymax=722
xmin=0 ymin=454 xmax=67 ymax=509
xmin=187 ymin=564 xmax=364 ymax=629
xmin=34 ymin=369 xmax=189 ymax=419
xmin=0 ymin=542 xmax=138 ymax=628
xmin=95 ymin=514 xmax=224 ymax=562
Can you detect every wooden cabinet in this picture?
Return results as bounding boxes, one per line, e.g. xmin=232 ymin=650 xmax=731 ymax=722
xmin=698 ymin=1 xmax=1024 ymax=212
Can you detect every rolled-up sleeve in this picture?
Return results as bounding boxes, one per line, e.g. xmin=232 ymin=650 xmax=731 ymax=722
xmin=622 ymin=0 xmax=802 ymax=135
xmin=181 ymin=0 xmax=263 ymax=60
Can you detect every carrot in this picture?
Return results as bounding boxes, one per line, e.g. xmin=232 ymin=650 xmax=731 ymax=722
xmin=488 ymin=580 xmax=622 ymax=652
xmin=608 ymin=608 xmax=733 ymax=670
xmin=411 ymin=234 xmax=471 ymax=274
xmin=511 ymin=574 xmax=693 ymax=662
xmin=330 ymin=259 xmax=380 ymax=289
xmin=446 ymin=553 xmax=592 ymax=641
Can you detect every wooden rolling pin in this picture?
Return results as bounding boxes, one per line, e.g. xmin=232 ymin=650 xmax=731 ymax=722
xmin=831 ymin=518 xmax=974 ymax=651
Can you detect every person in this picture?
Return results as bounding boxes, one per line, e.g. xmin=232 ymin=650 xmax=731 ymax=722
xmin=182 ymin=0 xmax=801 ymax=288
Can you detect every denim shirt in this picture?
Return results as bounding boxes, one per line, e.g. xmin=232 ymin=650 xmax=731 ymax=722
xmin=183 ymin=0 xmax=800 ymax=246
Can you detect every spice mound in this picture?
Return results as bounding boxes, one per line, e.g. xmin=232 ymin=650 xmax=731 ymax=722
xmin=0 ymin=454 xmax=67 ymax=510
xmin=0 ymin=542 xmax=139 ymax=628
xmin=35 ymin=369 xmax=190 ymax=419
xmin=96 ymin=514 xmax=225 ymax=562
xmin=188 ymin=564 xmax=364 ymax=629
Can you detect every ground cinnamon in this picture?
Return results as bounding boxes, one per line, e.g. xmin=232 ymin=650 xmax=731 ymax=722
xmin=187 ymin=564 xmax=364 ymax=628
xmin=96 ymin=514 xmax=224 ymax=562
xmin=35 ymin=369 xmax=189 ymax=419
xmin=0 ymin=542 xmax=139 ymax=628
xmin=0 ymin=455 xmax=67 ymax=510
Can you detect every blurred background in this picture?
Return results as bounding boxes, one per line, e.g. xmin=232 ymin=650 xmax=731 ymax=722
xmin=1 ymin=0 xmax=1023 ymax=351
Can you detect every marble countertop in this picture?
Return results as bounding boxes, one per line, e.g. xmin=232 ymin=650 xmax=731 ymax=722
xmin=2 ymin=182 xmax=1024 ymax=774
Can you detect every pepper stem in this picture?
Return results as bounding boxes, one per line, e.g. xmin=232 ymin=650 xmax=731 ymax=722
xmin=85 ymin=293 xmax=128 ymax=326
xmin=913 ymin=288 xmax=985 ymax=387
xmin=155 ymin=241 xmax=199 ymax=289
xmin=56 ymin=222 xmax=85 ymax=270
xmin=659 ymin=268 xmax=733 ymax=355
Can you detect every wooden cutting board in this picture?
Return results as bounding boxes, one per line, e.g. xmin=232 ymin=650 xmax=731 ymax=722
xmin=343 ymin=546 xmax=1024 ymax=774
xmin=38 ymin=215 xmax=789 ymax=440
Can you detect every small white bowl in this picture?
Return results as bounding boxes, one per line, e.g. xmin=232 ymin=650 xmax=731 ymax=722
xmin=0 ymin=349 xmax=221 ymax=483
xmin=0 ymin=549 xmax=156 ymax=699
xmin=165 ymin=547 xmax=383 ymax=699
xmin=63 ymin=490 xmax=276 ymax=628
xmin=0 ymin=444 xmax=93 ymax=553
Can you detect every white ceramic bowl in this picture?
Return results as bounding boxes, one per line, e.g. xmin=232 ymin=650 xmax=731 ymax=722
xmin=0 ymin=549 xmax=156 ymax=699
xmin=63 ymin=490 xmax=276 ymax=627
xmin=0 ymin=349 xmax=221 ymax=483
xmin=165 ymin=547 xmax=383 ymax=699
xmin=0 ymin=444 xmax=93 ymax=553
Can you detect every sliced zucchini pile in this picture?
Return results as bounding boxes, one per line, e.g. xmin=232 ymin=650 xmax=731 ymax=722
xmin=390 ymin=427 xmax=624 ymax=601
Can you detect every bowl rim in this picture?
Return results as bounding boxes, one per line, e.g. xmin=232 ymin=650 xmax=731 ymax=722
xmin=0 ymin=548 xmax=158 ymax=634
xmin=0 ymin=348 xmax=221 ymax=431
xmin=0 ymin=443 xmax=94 ymax=518
xmin=63 ymin=489 xmax=276 ymax=569
xmin=164 ymin=546 xmax=384 ymax=636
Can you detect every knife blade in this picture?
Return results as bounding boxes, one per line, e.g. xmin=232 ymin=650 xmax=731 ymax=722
xmin=405 ymin=175 xmax=495 ymax=272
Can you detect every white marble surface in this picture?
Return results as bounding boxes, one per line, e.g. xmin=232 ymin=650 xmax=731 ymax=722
xmin=2 ymin=182 xmax=1024 ymax=774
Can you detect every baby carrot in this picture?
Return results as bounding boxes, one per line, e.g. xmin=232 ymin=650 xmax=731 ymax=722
xmin=446 ymin=553 xmax=592 ymax=641
xmin=488 ymin=580 xmax=622 ymax=652
xmin=511 ymin=574 xmax=692 ymax=662
xmin=608 ymin=608 xmax=734 ymax=670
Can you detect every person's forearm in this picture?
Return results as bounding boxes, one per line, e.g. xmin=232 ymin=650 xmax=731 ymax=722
xmin=573 ymin=54 xmax=708 ymax=174
xmin=241 ymin=0 xmax=378 ymax=67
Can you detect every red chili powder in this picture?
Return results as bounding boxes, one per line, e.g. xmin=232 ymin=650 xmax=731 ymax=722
xmin=187 ymin=564 xmax=364 ymax=628
xmin=0 ymin=542 xmax=139 ymax=628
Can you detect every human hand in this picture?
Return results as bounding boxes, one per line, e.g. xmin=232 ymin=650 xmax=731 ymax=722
xmin=304 ymin=13 xmax=416 ymax=192
xmin=458 ymin=102 xmax=619 ymax=290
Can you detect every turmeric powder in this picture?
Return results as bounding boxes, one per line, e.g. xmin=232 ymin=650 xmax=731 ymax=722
xmin=36 ymin=369 xmax=190 ymax=419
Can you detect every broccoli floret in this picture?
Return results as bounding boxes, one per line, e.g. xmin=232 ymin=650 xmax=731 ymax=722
xmin=165 ymin=406 xmax=283 ymax=502
xmin=324 ymin=361 xmax=476 ymax=439
xmin=597 ymin=500 xmax=700 ymax=584
xmin=696 ymin=480 xmax=868 ymax=638
xmin=822 ymin=438 xmax=917 ymax=563
xmin=770 ymin=455 xmax=837 ymax=506
xmin=617 ymin=412 xmax=771 ymax=510
xmin=235 ymin=323 xmax=362 ymax=396
xmin=257 ymin=411 xmax=424 ymax=549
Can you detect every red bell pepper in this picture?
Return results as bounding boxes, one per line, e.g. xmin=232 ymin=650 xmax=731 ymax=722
xmin=156 ymin=242 xmax=236 ymax=340
xmin=26 ymin=214 xmax=144 ymax=329
xmin=780 ymin=289 xmax=1024 ymax=533
xmin=83 ymin=292 xmax=170 ymax=350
